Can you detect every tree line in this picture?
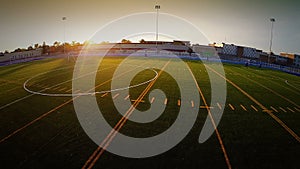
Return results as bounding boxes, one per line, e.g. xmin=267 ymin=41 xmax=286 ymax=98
xmin=1 ymin=39 xmax=139 ymax=55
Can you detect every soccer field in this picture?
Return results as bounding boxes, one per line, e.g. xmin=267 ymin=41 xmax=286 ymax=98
xmin=0 ymin=56 xmax=299 ymax=169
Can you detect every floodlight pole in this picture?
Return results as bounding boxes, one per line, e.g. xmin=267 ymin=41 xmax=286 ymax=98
xmin=268 ymin=18 xmax=275 ymax=64
xmin=62 ymin=17 xmax=67 ymax=61
xmin=155 ymin=4 xmax=160 ymax=55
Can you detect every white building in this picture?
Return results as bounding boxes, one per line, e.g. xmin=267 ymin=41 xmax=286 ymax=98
xmin=243 ymin=47 xmax=259 ymax=58
xmin=209 ymin=43 xmax=260 ymax=59
xmin=0 ymin=49 xmax=43 ymax=63
xmin=222 ymin=44 xmax=237 ymax=56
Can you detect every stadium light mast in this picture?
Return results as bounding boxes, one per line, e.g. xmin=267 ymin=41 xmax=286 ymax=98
xmin=62 ymin=16 xmax=67 ymax=60
xmin=155 ymin=3 xmax=160 ymax=55
xmin=268 ymin=18 xmax=275 ymax=64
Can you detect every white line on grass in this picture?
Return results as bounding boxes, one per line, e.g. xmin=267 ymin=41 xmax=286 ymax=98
xmin=150 ymin=97 xmax=155 ymax=104
xmin=112 ymin=93 xmax=119 ymax=99
xmin=240 ymin=104 xmax=247 ymax=111
xmin=279 ymin=107 xmax=287 ymax=113
xmin=0 ymin=66 xmax=115 ymax=111
xmin=251 ymin=105 xmax=258 ymax=112
xmin=228 ymin=104 xmax=235 ymax=110
xmin=270 ymin=106 xmax=278 ymax=113
xmin=217 ymin=103 xmax=222 ymax=110
xmin=287 ymin=107 xmax=295 ymax=113
xmin=23 ymin=65 xmax=158 ymax=97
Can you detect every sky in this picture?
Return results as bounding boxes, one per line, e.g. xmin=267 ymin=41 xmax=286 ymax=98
xmin=0 ymin=0 xmax=300 ymax=54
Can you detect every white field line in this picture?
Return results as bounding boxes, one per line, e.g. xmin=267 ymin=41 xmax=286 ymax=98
xmin=0 ymin=94 xmax=35 ymax=110
xmin=240 ymin=104 xmax=247 ymax=111
xmin=251 ymin=105 xmax=258 ymax=112
xmin=285 ymin=80 xmax=300 ymax=93
xmin=228 ymin=104 xmax=235 ymax=110
xmin=207 ymin=65 xmax=300 ymax=142
xmin=124 ymin=95 xmax=130 ymax=100
xmin=231 ymin=68 xmax=300 ymax=108
xmin=66 ymin=88 xmax=73 ymax=92
xmin=286 ymin=107 xmax=295 ymax=113
xmin=0 ymin=86 xmax=21 ymax=95
xmin=279 ymin=107 xmax=287 ymax=113
xmin=150 ymin=97 xmax=155 ymax=104
xmin=1 ymin=60 xmax=75 ymax=84
xmin=24 ymin=66 xmax=158 ymax=97
xmin=217 ymin=103 xmax=222 ymax=110
xmin=270 ymin=106 xmax=278 ymax=113
xmin=112 ymin=93 xmax=119 ymax=99
xmin=187 ymin=65 xmax=232 ymax=169
xmin=235 ymin=67 xmax=300 ymax=95
xmin=0 ymin=60 xmax=153 ymax=143
xmin=191 ymin=100 xmax=194 ymax=108
xmin=164 ymin=98 xmax=168 ymax=105
xmin=0 ymin=66 xmax=116 ymax=111
xmin=81 ymin=60 xmax=171 ymax=168
xmin=58 ymin=87 xmax=68 ymax=92
xmin=101 ymin=93 xmax=108 ymax=98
